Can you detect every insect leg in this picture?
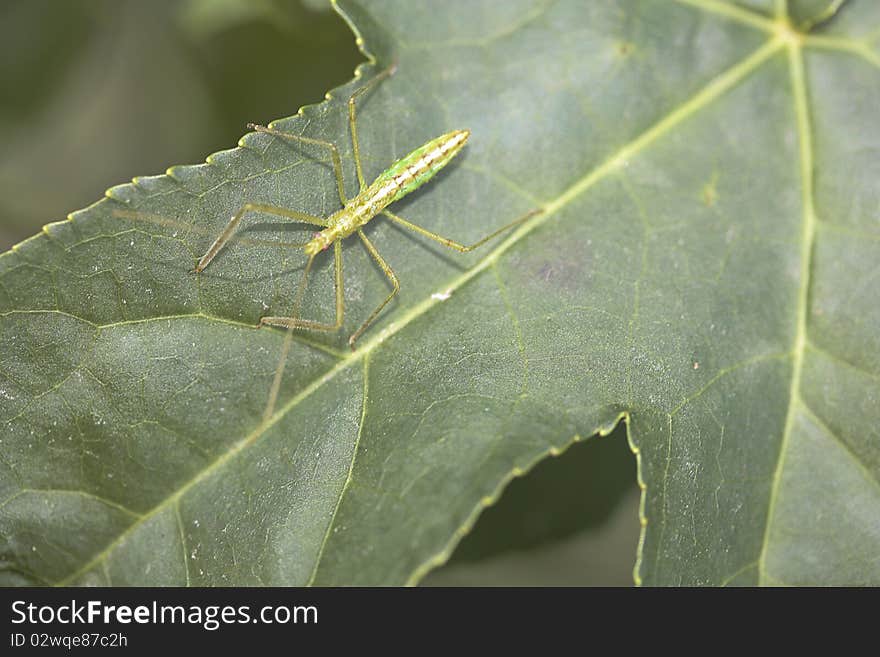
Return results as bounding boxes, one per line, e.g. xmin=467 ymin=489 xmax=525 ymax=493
xmin=111 ymin=209 xmax=313 ymax=250
xmin=380 ymin=207 xmax=543 ymax=253
xmin=348 ymin=64 xmax=397 ymax=191
xmin=259 ymin=239 xmax=345 ymax=333
xmin=348 ymin=229 xmax=399 ymax=348
xmin=196 ymin=203 xmax=326 ymax=272
xmin=260 ymin=241 xmax=345 ymax=423
xmin=248 ymin=124 xmax=348 ymax=205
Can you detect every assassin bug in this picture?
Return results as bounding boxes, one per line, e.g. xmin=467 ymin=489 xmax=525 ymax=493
xmin=193 ymin=63 xmax=542 ymax=348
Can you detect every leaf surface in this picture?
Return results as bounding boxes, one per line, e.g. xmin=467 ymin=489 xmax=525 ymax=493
xmin=1 ymin=0 xmax=879 ymax=585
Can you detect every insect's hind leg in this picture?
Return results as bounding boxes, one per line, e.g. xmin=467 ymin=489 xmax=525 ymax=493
xmin=248 ymin=124 xmax=348 ymax=206
xmin=196 ymin=203 xmax=327 ymax=273
xmin=259 ymin=239 xmax=344 ymax=424
xmin=348 ymin=63 xmax=397 ymax=190
xmin=260 ymin=239 xmax=345 ymax=333
xmin=348 ymin=229 xmax=400 ymax=348
xmin=380 ymin=207 xmax=543 ymax=253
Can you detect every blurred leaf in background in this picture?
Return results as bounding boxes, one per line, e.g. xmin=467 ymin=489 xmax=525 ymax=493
xmin=0 ymin=0 xmax=361 ymax=251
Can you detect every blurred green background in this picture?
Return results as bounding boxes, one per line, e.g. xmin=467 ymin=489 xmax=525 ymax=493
xmin=0 ymin=0 xmax=360 ymax=250
xmin=0 ymin=0 xmax=639 ymax=585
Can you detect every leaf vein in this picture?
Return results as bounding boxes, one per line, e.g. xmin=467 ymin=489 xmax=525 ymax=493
xmin=673 ymin=0 xmax=777 ymax=33
xmin=306 ymin=355 xmax=370 ymax=585
xmin=758 ymin=39 xmax=817 ymax=586
xmin=797 ymin=399 xmax=880 ymax=496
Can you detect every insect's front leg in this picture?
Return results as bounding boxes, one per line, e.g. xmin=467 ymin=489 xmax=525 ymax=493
xmin=347 ymin=63 xmax=397 ymax=191
xmin=195 ymin=203 xmax=327 ymax=273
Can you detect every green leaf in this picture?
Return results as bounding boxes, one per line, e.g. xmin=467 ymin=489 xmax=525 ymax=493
xmin=2 ymin=0 xmax=879 ymax=586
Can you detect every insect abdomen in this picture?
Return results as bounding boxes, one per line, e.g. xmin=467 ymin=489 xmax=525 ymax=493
xmin=372 ymin=129 xmax=470 ymax=204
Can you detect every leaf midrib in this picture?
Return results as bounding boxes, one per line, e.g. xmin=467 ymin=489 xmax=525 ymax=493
xmin=758 ymin=35 xmax=815 ymax=585
xmin=669 ymin=1 xmax=880 ymax=585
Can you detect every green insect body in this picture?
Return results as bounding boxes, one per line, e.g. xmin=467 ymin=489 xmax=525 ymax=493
xmin=306 ymin=129 xmax=470 ymax=255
